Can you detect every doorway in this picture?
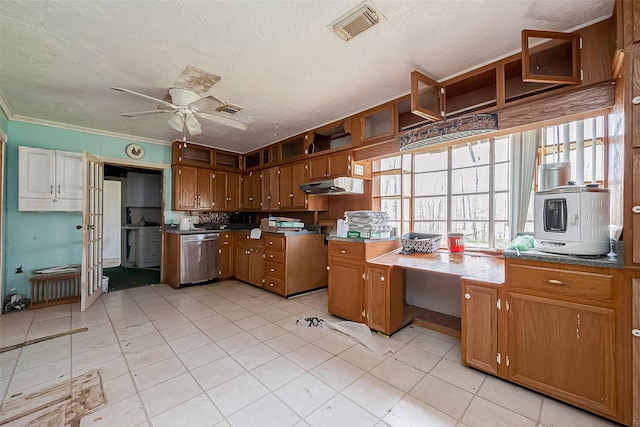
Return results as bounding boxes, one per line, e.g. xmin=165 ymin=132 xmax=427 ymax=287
xmin=103 ymin=164 xmax=163 ymax=292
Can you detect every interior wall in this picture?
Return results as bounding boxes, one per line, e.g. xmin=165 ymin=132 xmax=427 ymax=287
xmin=4 ymin=120 xmax=173 ymax=297
xmin=406 ymin=270 xmax=462 ymax=318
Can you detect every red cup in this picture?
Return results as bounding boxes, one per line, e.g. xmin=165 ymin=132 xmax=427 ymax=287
xmin=448 ymin=233 xmax=464 ymax=253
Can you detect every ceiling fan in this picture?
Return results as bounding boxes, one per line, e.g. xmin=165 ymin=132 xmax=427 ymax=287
xmin=111 ymin=65 xmax=248 ymax=137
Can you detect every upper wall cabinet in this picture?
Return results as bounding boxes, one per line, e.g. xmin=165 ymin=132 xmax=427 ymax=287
xmin=521 ymin=29 xmax=581 ymax=85
xmin=410 ymin=71 xmax=444 ymax=122
xmin=280 ymin=133 xmax=310 ymax=162
xmin=172 ymin=141 xmax=213 ymax=167
xmin=355 ymin=102 xmax=397 ymax=145
xmin=19 ymin=146 xmax=83 ymax=211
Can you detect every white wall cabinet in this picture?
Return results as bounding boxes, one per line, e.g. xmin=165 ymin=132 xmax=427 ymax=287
xmin=19 ymin=146 xmax=83 ymax=211
xmin=127 ymin=172 xmax=162 ymax=207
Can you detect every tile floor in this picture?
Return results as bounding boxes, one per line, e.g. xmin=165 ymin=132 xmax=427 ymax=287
xmin=0 ymin=280 xmax=622 ymax=426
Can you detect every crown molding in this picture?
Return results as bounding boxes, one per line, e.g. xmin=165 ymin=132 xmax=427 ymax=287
xmin=8 ymin=115 xmax=171 ymax=146
xmin=0 ymin=89 xmax=14 ymax=120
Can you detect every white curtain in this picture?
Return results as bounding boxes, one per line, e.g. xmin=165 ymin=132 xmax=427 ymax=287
xmin=509 ymin=129 xmax=539 ymax=240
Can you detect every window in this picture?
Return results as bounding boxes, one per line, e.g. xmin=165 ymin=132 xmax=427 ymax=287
xmin=374 ymin=114 xmax=607 ymax=250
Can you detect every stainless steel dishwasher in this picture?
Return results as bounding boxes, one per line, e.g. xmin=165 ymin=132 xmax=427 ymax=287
xmin=179 ymin=233 xmax=219 ymax=285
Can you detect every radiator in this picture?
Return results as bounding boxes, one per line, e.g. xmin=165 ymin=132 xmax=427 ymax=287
xmin=29 ymin=271 xmax=81 ymax=309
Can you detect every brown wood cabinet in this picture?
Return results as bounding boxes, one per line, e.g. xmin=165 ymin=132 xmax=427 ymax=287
xmin=306 ymin=149 xmax=354 ymax=181
xmin=263 ymin=233 xmax=328 ymax=297
xmin=172 ymin=141 xmax=213 ymax=167
xmin=503 ymin=258 xmax=624 ymax=423
xmin=327 ymin=239 xmax=402 ymax=334
xmin=262 ymin=167 xmax=280 ymax=210
xmin=354 ymin=102 xmax=397 ymax=146
xmin=234 ymin=231 xmax=263 ymax=287
xmin=241 ymin=171 xmax=262 ymax=210
xmin=213 ymin=171 xmax=241 ymax=211
xmin=461 ymin=278 xmax=501 ymax=376
xmin=172 ymin=165 xmax=214 ymax=211
xmin=218 ymin=231 xmax=233 ymax=279
xmin=365 ymin=265 xmax=405 ymax=335
xmin=278 ymin=162 xmax=307 ymax=209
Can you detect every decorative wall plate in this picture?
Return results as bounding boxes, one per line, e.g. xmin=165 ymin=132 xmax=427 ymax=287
xmin=126 ymin=143 xmax=145 ymax=159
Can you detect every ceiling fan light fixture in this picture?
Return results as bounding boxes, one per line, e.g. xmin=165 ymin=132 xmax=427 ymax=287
xmin=168 ymin=112 xmax=185 ymax=133
xmin=185 ymin=113 xmax=202 ymax=136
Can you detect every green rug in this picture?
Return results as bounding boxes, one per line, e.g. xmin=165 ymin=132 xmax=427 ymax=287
xmin=103 ymin=267 xmax=160 ymax=292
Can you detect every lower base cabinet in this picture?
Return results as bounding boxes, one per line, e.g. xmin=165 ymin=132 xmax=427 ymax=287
xmin=327 ymin=239 xmax=403 ymax=335
xmin=462 ymin=258 xmax=628 ymax=425
xmin=218 ymin=231 xmax=233 ymax=279
xmin=234 ymin=231 xmax=263 ymax=287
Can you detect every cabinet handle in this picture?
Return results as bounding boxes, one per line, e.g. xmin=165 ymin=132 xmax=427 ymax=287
xmin=379 ymin=276 xmax=385 ymax=282
xmin=269 ymin=254 xmax=274 ymax=258
xmin=50 ymin=185 xmax=53 ymax=195
xmin=269 ymin=283 xmax=274 ymax=287
xmin=632 ymin=329 xmax=640 ymax=337
xmin=362 ymin=309 xmax=366 ymax=317
xmin=326 ymin=266 xmax=330 ymax=271
xmin=632 ymin=206 xmax=640 ymax=214
xmin=544 ymin=279 xmax=567 ymax=286
xmin=289 ymin=193 xmax=294 ymax=198
xmin=269 ymin=241 xmax=273 ymax=245
xmin=340 ymin=250 xmax=347 ymax=254
xmin=270 ymin=268 xmax=275 ymax=272
xmin=57 ymin=185 xmax=60 ymax=194
xmin=464 ymin=293 xmax=471 ymax=299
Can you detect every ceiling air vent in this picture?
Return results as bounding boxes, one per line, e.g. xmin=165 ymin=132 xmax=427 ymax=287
xmin=216 ymin=103 xmax=243 ymax=115
xmin=329 ymin=0 xmax=386 ymax=42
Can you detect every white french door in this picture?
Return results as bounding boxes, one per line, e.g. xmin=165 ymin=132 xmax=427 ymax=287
xmin=80 ymin=152 xmax=104 ymax=311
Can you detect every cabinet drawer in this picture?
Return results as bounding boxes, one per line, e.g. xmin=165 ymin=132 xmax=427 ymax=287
xmin=264 ymin=261 xmax=285 ymax=279
xmin=219 ymin=231 xmax=233 ymax=243
xmin=328 ymin=241 xmax=364 ymax=261
xmin=264 ymin=276 xmax=285 ymax=295
xmin=264 ymin=236 xmax=285 ymax=250
xmin=507 ymin=264 xmax=615 ymax=302
xmin=265 ymin=250 xmax=285 ymax=264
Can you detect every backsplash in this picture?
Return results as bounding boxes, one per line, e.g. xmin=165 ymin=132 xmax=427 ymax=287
xmin=198 ymin=212 xmax=232 ymax=224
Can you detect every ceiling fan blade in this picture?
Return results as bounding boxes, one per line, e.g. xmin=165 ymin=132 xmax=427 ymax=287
xmin=111 ymin=87 xmax=177 ymax=110
xmin=188 ymin=95 xmax=226 ymax=113
xmin=120 ymin=110 xmax=171 ymax=117
xmin=196 ymin=111 xmax=249 ymax=131
xmin=174 ymin=64 xmax=221 ymax=96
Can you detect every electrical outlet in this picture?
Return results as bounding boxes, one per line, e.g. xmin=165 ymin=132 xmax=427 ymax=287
xmin=354 ymin=164 xmax=364 ymax=176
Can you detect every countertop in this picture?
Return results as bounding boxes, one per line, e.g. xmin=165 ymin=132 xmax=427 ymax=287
xmin=502 ymin=240 xmax=623 ymax=269
xmin=370 ymin=249 xmax=505 ymax=284
xmin=326 ymin=235 xmax=398 ymax=243
xmin=121 ymin=225 xmax=162 ymax=230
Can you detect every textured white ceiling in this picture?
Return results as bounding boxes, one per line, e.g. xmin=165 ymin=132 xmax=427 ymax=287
xmin=0 ymin=0 xmax=614 ymax=153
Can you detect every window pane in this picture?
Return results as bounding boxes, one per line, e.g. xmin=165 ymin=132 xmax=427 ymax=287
xmin=414 ymin=221 xmax=446 ymax=237
xmin=414 ymin=196 xmax=447 ymax=220
xmin=381 ymin=199 xmax=401 ymax=220
xmin=494 ymin=192 xmax=509 ymax=221
xmin=494 ymin=221 xmax=511 ymax=249
xmin=415 ymin=150 xmax=448 ymax=172
xmin=452 ymin=141 xmax=489 ymax=168
xmin=451 ymin=166 xmax=490 ymax=194
xmin=403 ymin=198 xmax=410 ymax=221
xmin=451 ymin=194 xmax=489 ymax=220
xmin=380 ymin=175 xmax=401 ymax=196
xmin=495 ymin=137 xmax=510 ymax=162
xmin=451 ymin=222 xmax=489 ymax=247
xmin=415 ymin=171 xmax=447 ymax=196
xmin=379 ymin=156 xmax=401 ymax=172
xmin=495 ymin=163 xmax=509 ymax=191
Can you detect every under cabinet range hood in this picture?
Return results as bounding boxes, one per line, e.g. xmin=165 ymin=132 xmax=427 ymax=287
xmin=300 ymin=177 xmax=364 ymax=195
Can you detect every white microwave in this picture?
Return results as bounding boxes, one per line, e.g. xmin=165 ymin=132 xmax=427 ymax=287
xmin=533 ymin=185 xmax=610 ymax=255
